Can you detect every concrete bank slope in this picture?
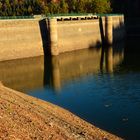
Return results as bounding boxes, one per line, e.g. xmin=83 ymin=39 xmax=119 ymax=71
xmin=0 ymin=82 xmax=123 ymax=140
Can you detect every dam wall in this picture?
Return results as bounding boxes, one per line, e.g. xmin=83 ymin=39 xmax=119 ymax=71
xmin=56 ymin=15 xmax=125 ymax=54
xmin=0 ymin=19 xmax=44 ymax=61
xmin=0 ymin=15 xmax=125 ymax=61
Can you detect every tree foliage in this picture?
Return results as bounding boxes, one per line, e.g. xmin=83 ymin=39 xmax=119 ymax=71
xmin=0 ymin=0 xmax=112 ymax=16
xmin=91 ymin=0 xmax=112 ymax=14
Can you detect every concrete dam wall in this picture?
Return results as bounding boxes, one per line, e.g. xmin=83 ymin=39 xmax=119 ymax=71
xmin=0 ymin=19 xmax=44 ymax=61
xmin=0 ymin=15 xmax=125 ymax=61
xmin=56 ymin=16 xmax=125 ymax=55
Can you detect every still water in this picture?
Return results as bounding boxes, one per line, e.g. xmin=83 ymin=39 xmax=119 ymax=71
xmin=0 ymin=43 xmax=140 ymax=140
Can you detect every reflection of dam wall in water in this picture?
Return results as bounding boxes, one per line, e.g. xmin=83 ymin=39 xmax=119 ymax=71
xmin=0 ymin=56 xmax=44 ymax=92
xmin=52 ymin=49 xmax=101 ymax=79
xmin=0 ymin=15 xmax=125 ymax=61
xmin=49 ymin=44 xmax=124 ymax=90
xmin=0 ymin=44 xmax=124 ymax=92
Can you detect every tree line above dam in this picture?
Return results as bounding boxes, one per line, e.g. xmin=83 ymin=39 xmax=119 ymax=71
xmin=0 ymin=0 xmax=139 ymax=17
xmin=0 ymin=0 xmax=125 ymax=16
xmin=0 ymin=0 xmax=111 ymax=16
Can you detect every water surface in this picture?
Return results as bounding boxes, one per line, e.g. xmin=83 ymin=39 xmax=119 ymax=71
xmin=0 ymin=43 xmax=140 ymax=140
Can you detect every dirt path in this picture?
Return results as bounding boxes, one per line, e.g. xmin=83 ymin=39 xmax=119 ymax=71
xmin=0 ymin=82 xmax=123 ymax=140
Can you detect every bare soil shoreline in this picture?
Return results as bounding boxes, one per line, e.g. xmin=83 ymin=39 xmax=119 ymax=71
xmin=0 ymin=82 xmax=123 ymax=140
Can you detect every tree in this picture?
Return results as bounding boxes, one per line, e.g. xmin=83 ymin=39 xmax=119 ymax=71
xmin=47 ymin=1 xmax=59 ymax=14
xmin=76 ymin=0 xmax=86 ymax=13
xmin=67 ymin=0 xmax=78 ymax=13
xmin=0 ymin=2 xmax=3 ymax=16
xmin=91 ymin=0 xmax=112 ymax=14
xmin=28 ymin=5 xmax=32 ymax=15
xmin=0 ymin=0 xmax=112 ymax=16
xmin=59 ymin=0 xmax=68 ymax=13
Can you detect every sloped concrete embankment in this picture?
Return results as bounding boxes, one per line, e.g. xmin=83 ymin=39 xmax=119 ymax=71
xmin=0 ymin=82 xmax=122 ymax=140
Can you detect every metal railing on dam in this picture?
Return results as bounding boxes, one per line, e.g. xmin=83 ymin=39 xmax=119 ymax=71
xmin=46 ymin=13 xmax=123 ymax=20
xmin=47 ymin=13 xmax=98 ymax=21
xmin=0 ymin=16 xmax=34 ymax=20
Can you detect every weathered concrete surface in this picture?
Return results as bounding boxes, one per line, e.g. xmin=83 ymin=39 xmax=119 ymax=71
xmin=0 ymin=19 xmax=44 ymax=61
xmin=57 ymin=19 xmax=101 ymax=53
xmin=0 ymin=82 xmax=123 ymax=140
xmin=57 ymin=16 xmax=125 ymax=54
xmin=0 ymin=16 xmax=125 ymax=60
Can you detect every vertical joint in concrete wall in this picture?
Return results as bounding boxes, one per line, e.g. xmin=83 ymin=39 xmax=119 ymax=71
xmin=49 ymin=18 xmax=59 ymax=56
xmin=105 ymin=16 xmax=113 ymax=45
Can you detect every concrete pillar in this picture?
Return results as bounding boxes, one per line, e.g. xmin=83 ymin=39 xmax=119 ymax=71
xmin=105 ymin=46 xmax=113 ymax=73
xmin=105 ymin=16 xmax=113 ymax=45
xmin=51 ymin=56 xmax=61 ymax=92
xmin=49 ymin=18 xmax=59 ymax=55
